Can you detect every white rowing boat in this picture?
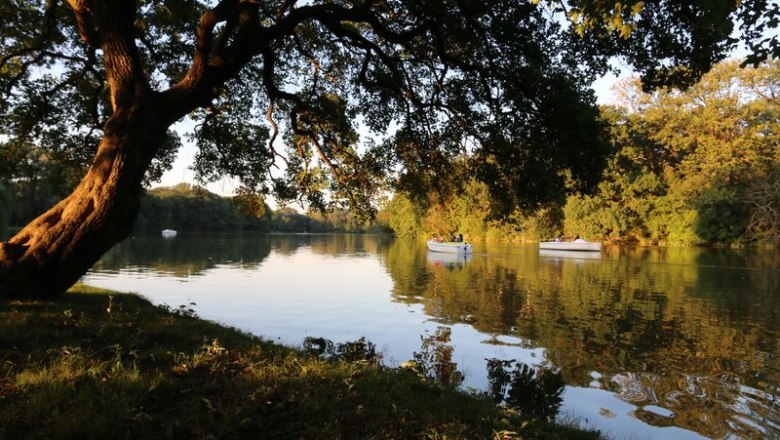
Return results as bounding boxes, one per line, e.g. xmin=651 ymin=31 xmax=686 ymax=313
xmin=426 ymin=240 xmax=473 ymax=254
xmin=539 ymin=238 xmax=601 ymax=252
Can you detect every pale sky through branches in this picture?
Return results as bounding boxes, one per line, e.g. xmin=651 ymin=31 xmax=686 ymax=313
xmin=155 ymin=71 xmax=629 ymax=198
xmin=153 ymin=3 xmax=768 ymax=200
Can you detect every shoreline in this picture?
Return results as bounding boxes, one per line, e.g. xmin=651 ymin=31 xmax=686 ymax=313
xmin=0 ymin=285 xmax=601 ymax=439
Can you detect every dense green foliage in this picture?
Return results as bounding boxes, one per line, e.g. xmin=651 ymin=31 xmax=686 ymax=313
xmin=383 ymin=60 xmax=780 ymax=247
xmin=1 ymin=179 xmax=70 ymax=239
xmin=136 ymin=184 xmax=270 ymax=233
xmin=6 ymin=59 xmax=775 ymax=246
xmin=0 ymin=286 xmax=602 ymax=439
xmin=566 ymin=60 xmax=780 ymax=246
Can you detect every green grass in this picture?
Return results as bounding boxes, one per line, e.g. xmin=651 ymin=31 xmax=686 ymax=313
xmin=0 ymin=285 xmax=601 ymax=439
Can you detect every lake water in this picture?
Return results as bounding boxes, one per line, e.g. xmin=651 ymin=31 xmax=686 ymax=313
xmin=81 ymin=234 xmax=780 ymax=439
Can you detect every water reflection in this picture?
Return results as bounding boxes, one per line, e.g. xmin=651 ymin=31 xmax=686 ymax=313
xmin=426 ymin=251 xmax=472 ymax=268
xmin=486 ymin=359 xmax=565 ymax=421
xmin=408 ymin=326 xmax=464 ymax=388
xmin=302 ymin=336 xmax=380 ymax=364
xmin=91 ymin=234 xmax=273 ymax=276
xmin=83 ymin=235 xmax=780 ymax=439
xmin=538 ymin=249 xmax=602 ymax=261
xmin=382 ymin=241 xmax=780 ymax=439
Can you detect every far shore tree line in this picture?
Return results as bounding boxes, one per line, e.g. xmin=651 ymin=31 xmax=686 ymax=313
xmin=134 ymin=183 xmax=392 ymax=234
xmin=1 ymin=182 xmax=390 ymax=238
xmin=2 ymin=60 xmax=778 ymax=247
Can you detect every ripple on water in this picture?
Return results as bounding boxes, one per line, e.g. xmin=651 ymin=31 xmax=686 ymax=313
xmin=610 ymin=373 xmax=652 ymax=403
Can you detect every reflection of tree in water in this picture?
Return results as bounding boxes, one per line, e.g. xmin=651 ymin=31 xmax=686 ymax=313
xmin=307 ymin=233 xmax=393 ymax=256
xmin=407 ymin=327 xmax=464 ymax=388
xmin=93 ymin=234 xmax=394 ymax=276
xmin=266 ymin=235 xmax=303 ymax=256
xmin=381 ymin=238 xmax=433 ymax=300
xmin=302 ymin=336 xmax=380 ymax=364
xmin=486 ymin=359 xmax=565 ymax=422
xmin=300 ymin=328 xmax=566 ymax=426
xmin=520 ymin=257 xmax=779 ymax=439
xmin=302 ymin=327 xmax=466 ymax=389
xmin=263 ymin=233 xmax=394 ymax=257
xmin=385 ymin=243 xmax=524 ymax=335
xmin=91 ymin=235 xmax=273 ymax=276
xmin=380 ymin=239 xmax=780 ymax=438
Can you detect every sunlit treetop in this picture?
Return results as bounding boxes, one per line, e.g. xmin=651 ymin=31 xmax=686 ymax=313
xmin=1 ymin=0 xmax=777 ymax=217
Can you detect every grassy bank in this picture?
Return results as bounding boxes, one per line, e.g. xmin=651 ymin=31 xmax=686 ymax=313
xmin=0 ymin=286 xmax=600 ymax=439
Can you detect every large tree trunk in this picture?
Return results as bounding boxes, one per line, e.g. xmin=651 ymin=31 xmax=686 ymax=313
xmin=0 ymin=0 xmax=259 ymax=299
xmin=0 ymin=0 xmax=179 ymax=299
xmin=0 ymin=91 xmax=168 ymax=299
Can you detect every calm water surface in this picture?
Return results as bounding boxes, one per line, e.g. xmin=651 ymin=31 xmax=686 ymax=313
xmin=82 ymin=234 xmax=780 ymax=439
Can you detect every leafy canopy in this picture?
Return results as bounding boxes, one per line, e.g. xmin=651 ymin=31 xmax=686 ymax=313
xmin=564 ymin=60 xmax=780 ymax=245
xmin=1 ymin=0 xmax=777 ymax=216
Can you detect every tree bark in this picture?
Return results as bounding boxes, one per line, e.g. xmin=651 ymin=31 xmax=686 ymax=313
xmin=0 ymin=90 xmax=167 ymax=299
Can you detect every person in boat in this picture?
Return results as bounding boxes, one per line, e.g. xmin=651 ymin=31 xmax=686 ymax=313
xmin=456 ymin=233 xmax=463 ymax=242
xmin=449 ymin=232 xmax=456 ymax=242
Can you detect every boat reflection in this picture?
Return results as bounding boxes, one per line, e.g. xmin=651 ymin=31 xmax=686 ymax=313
xmin=538 ymin=249 xmax=602 ymax=261
xmin=426 ymin=250 xmax=472 ymax=268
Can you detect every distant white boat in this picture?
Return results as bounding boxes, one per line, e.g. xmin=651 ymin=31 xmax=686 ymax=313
xmin=539 ymin=238 xmax=601 ymax=252
xmin=426 ymin=239 xmax=473 ymax=254
xmin=161 ymin=229 xmax=177 ymax=238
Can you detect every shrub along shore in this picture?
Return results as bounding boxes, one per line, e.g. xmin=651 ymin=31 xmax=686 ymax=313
xmin=0 ymin=286 xmax=601 ymax=439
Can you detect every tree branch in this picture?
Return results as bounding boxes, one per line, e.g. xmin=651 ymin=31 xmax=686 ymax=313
xmin=266 ymin=102 xmax=288 ymax=166
xmin=66 ymin=0 xmax=100 ymax=47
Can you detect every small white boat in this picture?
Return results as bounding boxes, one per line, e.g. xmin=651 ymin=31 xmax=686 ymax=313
xmin=427 ymin=240 xmax=473 ymax=254
xmin=161 ymin=229 xmax=177 ymax=238
xmin=539 ymin=238 xmax=601 ymax=252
